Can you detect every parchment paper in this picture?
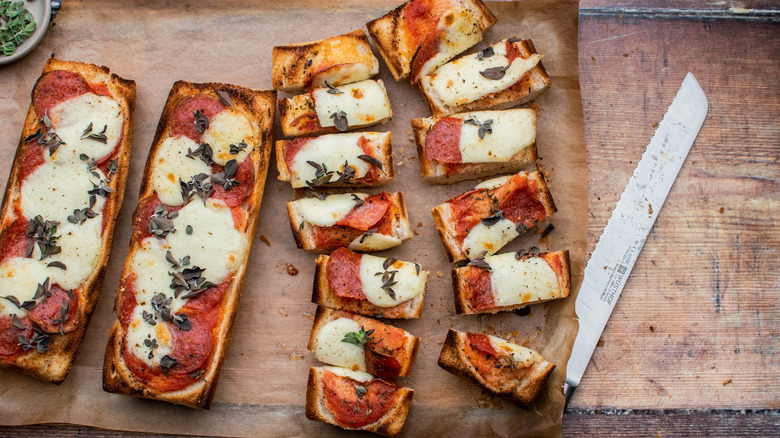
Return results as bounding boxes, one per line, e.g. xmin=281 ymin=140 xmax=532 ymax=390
xmin=0 ymin=1 xmax=585 ymax=436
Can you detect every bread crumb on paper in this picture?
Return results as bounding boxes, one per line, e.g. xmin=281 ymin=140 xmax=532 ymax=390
xmin=278 ymin=308 xmax=288 ymax=317
xmin=303 ymin=311 xmax=314 ymax=320
xmin=722 ymin=378 xmax=733 ymax=386
xmin=259 ymin=234 xmax=271 ymax=246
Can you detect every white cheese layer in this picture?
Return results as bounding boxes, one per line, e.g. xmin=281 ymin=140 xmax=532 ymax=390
xmin=130 ymin=238 xmax=185 ymax=313
xmin=311 ymin=63 xmax=373 ymax=89
xmin=487 ymin=252 xmax=560 ymax=307
xmin=125 ymin=305 xmax=174 ymax=368
xmin=414 ymin=7 xmax=483 ymax=80
xmin=43 ymin=219 xmax=103 ymax=290
xmin=426 ymin=40 xmax=543 ymax=107
xmin=349 ymin=232 xmax=402 ymax=252
xmin=296 ymin=193 xmax=366 ymax=227
xmin=474 ymin=175 xmax=512 ymax=190
xmin=200 ymin=109 xmax=256 ymax=166
xmin=312 ymin=80 xmax=391 ymax=129
xmin=149 ymin=136 xmax=212 ymax=207
xmin=488 ymin=335 xmax=543 ymax=369
xmin=0 ymin=258 xmax=50 ymax=318
xmin=321 ymin=366 xmax=374 ymax=383
xmin=456 ymin=110 xmax=536 ymax=162
xmin=462 ymin=217 xmax=519 ymax=259
xmin=358 ymin=255 xmax=425 ymax=307
xmin=47 ymin=92 xmax=123 ymax=164
xmin=288 ymin=132 xmax=377 ymax=188
xmin=20 ymin=161 xmax=107 ymax=223
xmin=314 ymin=317 xmax=367 ymax=372
xmin=167 ymin=198 xmax=246 ymax=285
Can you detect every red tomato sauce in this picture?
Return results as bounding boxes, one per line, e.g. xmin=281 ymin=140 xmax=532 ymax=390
xmin=462 ymin=266 xmax=495 ymax=310
xmin=322 ymin=370 xmax=399 ymax=429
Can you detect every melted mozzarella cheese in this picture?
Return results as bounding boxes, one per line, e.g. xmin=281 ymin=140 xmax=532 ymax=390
xmin=487 ymin=252 xmax=560 ymax=307
xmin=47 ymin=93 xmax=124 ymax=164
xmin=167 ymin=198 xmax=246 ymax=285
xmin=414 ymin=7 xmax=483 ymax=79
xmin=149 ymin=136 xmax=212 ymax=206
xmin=314 ymin=318 xmax=367 ymax=372
xmin=426 ymin=40 xmax=543 ymax=107
xmin=461 ymin=217 xmax=519 ymax=259
xmin=312 ymin=80 xmax=391 ymax=129
xmin=125 ymin=305 xmax=174 ymax=368
xmin=130 ymin=238 xmax=186 ymax=313
xmin=358 ymin=255 xmax=425 ymax=307
xmin=200 ymin=109 xmax=256 ymax=166
xmin=44 ymin=219 xmax=103 ymax=290
xmin=457 ymin=110 xmax=536 ymax=162
xmin=311 ymin=63 xmax=373 ymax=89
xmin=0 ymin=258 xmax=50 ymax=318
xmin=296 ymin=193 xmax=365 ymax=227
xmin=488 ymin=335 xmax=543 ymax=368
xmin=288 ymin=132 xmax=376 ymax=188
xmin=20 ymin=161 xmax=107 ymax=223
xmin=474 ymin=175 xmax=512 ymax=190
xmin=321 ymin=366 xmax=374 ymax=383
xmin=349 ymin=232 xmax=402 ymax=252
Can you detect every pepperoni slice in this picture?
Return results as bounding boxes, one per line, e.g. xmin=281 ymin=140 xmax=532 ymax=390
xmin=314 ymin=226 xmax=364 ymax=252
xmin=179 ymin=277 xmax=230 ymax=313
xmin=363 ymin=321 xmax=407 ymax=378
xmin=0 ymin=218 xmax=31 ymax=265
xmin=322 ymin=370 xmax=400 ymax=429
xmin=117 ymin=275 xmax=137 ymax=328
xmin=498 ymin=176 xmax=545 ymax=229
xmin=425 ymin=117 xmax=463 ymax=164
xmin=404 ymin=0 xmax=450 ymax=48
xmin=122 ymin=344 xmax=191 ymax=393
xmin=282 ymin=138 xmax=310 ymax=173
xmin=0 ymin=315 xmax=32 ymax=356
xmin=27 ymin=285 xmax=80 ymax=334
xmin=326 ymin=248 xmax=365 ymax=300
xmin=32 ymin=70 xmax=90 ymax=117
xmin=211 ymin=156 xmax=254 ymax=207
xmin=168 ymin=309 xmax=216 ymax=374
xmin=357 ymin=135 xmax=381 ymax=183
xmin=336 ymin=192 xmax=391 ymax=231
xmin=449 ymin=189 xmax=494 ymax=242
xmin=132 ymin=193 xmax=183 ymax=243
xmin=16 ymin=140 xmax=46 ymax=182
xmin=462 ymin=266 xmax=494 ymax=310
xmin=169 ymin=95 xmax=226 ymax=142
xmin=541 ymin=252 xmax=563 ymax=279
xmin=410 ymin=26 xmax=444 ymax=82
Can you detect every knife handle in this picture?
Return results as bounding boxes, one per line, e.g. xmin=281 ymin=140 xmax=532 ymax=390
xmin=563 ymin=382 xmax=577 ymax=409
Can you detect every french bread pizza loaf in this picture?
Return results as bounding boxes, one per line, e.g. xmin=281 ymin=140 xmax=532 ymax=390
xmin=366 ymin=0 xmax=496 ymax=82
xmin=312 ymin=248 xmax=428 ymax=319
xmin=278 ymin=79 xmax=392 ymax=138
xmin=287 ymin=191 xmax=412 ymax=253
xmin=438 ymin=329 xmax=555 ymax=406
xmin=102 ymin=81 xmax=275 ymax=408
xmin=272 ymin=29 xmax=380 ymax=92
xmin=452 ymin=250 xmax=570 ymax=315
xmin=431 ymin=171 xmax=556 ymax=262
xmin=308 ymin=306 xmax=420 ymax=378
xmin=0 ymin=58 xmax=135 ymax=383
xmin=275 ymin=131 xmax=394 ymax=188
xmin=418 ymin=38 xmax=551 ymax=117
xmin=412 ymin=109 xmax=537 ymax=184
xmin=306 ymin=366 xmax=414 ymax=437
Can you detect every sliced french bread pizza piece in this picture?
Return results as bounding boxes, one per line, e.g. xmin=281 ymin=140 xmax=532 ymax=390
xmin=308 ymin=306 xmax=420 ymax=378
xmin=276 ymin=131 xmax=394 ymax=188
xmin=366 ymin=0 xmax=496 ymax=82
xmin=272 ymin=29 xmax=380 ymax=92
xmin=278 ymin=79 xmax=392 ymax=138
xmin=438 ymin=329 xmax=554 ymax=406
xmin=452 ymin=250 xmax=570 ymax=315
xmin=418 ymin=38 xmax=551 ymax=117
xmin=0 ymin=58 xmax=135 ymax=383
xmin=412 ymin=109 xmax=537 ymax=184
xmin=288 ymin=191 xmax=412 ymax=253
xmin=306 ymin=366 xmax=414 ymax=437
xmin=102 ymin=81 xmax=275 ymax=409
xmin=431 ymin=171 xmax=556 ymax=262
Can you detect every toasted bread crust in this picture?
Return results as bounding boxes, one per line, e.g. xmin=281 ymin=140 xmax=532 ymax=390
xmin=431 ymin=170 xmax=557 ymax=262
xmin=275 ymin=132 xmax=395 ymax=187
xmin=305 ymin=367 xmax=414 ymax=437
xmin=452 ymin=250 xmax=571 ymax=315
xmin=418 ymin=39 xmax=552 ymax=117
xmin=102 ymin=82 xmax=276 ymax=409
xmin=272 ymin=29 xmax=379 ymax=92
xmin=411 ymin=113 xmax=538 ymax=184
xmin=366 ymin=0 xmax=496 ymax=81
xmin=0 ymin=58 xmax=135 ymax=383
xmin=308 ymin=306 xmax=421 ymax=377
xmin=312 ymin=255 xmax=426 ymax=319
xmin=437 ymin=329 xmax=555 ymax=406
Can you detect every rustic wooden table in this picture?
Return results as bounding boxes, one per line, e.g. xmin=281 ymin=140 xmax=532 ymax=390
xmin=2 ymin=0 xmax=778 ymax=436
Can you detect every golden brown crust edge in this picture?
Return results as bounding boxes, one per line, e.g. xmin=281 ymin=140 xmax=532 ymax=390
xmin=102 ymin=82 xmax=276 ymax=408
xmin=0 ymin=58 xmax=135 ymax=383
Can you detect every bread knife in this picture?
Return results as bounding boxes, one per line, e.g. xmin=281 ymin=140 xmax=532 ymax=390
xmin=563 ymin=73 xmax=708 ymax=407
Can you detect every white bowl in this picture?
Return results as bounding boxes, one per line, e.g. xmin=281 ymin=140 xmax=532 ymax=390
xmin=0 ymin=0 xmax=52 ymax=65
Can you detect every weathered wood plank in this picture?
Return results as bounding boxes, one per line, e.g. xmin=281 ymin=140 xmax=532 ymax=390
xmin=575 ymin=12 xmax=779 ymax=409
xmin=581 ymin=0 xmax=780 ymax=12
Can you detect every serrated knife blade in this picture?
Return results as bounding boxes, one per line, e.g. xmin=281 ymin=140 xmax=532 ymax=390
xmin=563 ymin=73 xmax=708 ymax=407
